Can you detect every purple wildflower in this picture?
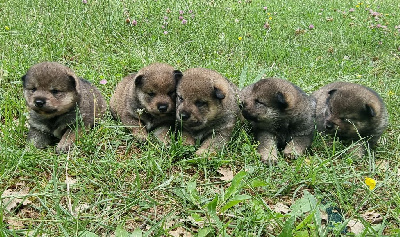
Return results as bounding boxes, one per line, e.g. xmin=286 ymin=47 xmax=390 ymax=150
xmin=349 ymin=8 xmax=355 ymax=12
xmin=99 ymin=79 xmax=107 ymax=85
xmin=181 ymin=19 xmax=187 ymax=24
xmin=179 ymin=16 xmax=183 ymax=20
xmin=131 ymin=20 xmax=137 ymax=26
xmin=179 ymin=10 xmax=184 ymax=15
xmin=82 ymin=0 xmax=87 ymax=4
xmin=163 ymin=31 xmax=168 ymax=35
xmin=164 ymin=16 xmax=168 ymax=20
xmin=309 ymin=24 xmax=315 ymax=30
xmin=263 ymin=7 xmax=268 ymax=11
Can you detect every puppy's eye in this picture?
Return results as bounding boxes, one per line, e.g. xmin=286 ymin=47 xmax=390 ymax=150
xmin=195 ymin=101 xmax=207 ymax=108
xmin=51 ymin=89 xmax=60 ymax=94
xmin=147 ymin=92 xmax=156 ymax=97
xmin=255 ymin=99 xmax=265 ymax=106
xmin=31 ymin=88 xmax=37 ymax=92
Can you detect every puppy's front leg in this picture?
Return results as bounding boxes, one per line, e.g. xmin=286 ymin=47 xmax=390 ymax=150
xmin=195 ymin=129 xmax=231 ymax=156
xmin=27 ymin=127 xmax=56 ymax=149
xmin=120 ymin=114 xmax=148 ymax=142
xmin=283 ymin=135 xmax=313 ymax=159
xmin=256 ymin=131 xmax=278 ymax=165
xmin=56 ymin=128 xmax=76 ymax=153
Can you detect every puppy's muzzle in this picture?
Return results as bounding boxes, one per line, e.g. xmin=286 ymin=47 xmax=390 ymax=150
xmin=157 ymin=103 xmax=169 ymax=113
xmin=34 ymin=98 xmax=46 ymax=108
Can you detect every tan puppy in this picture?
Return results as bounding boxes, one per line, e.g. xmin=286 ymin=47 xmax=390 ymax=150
xmin=22 ymin=62 xmax=107 ymax=153
xmin=110 ymin=63 xmax=182 ymax=142
xmin=312 ymin=81 xmax=388 ymax=157
xmin=241 ymin=78 xmax=316 ymax=164
xmin=176 ymin=68 xmax=240 ymax=155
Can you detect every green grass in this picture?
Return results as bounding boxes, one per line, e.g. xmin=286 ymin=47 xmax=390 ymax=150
xmin=1 ymin=0 xmax=400 ymax=236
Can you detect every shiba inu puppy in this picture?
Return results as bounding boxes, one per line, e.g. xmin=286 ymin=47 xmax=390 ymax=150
xmin=176 ymin=68 xmax=240 ymax=155
xmin=312 ymin=81 xmax=388 ymax=157
xmin=22 ymin=62 xmax=107 ymax=153
xmin=241 ymin=78 xmax=316 ymax=164
xmin=110 ymin=63 xmax=182 ymax=142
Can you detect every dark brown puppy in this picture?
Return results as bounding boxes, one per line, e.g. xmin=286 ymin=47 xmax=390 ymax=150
xmin=241 ymin=78 xmax=315 ymax=164
xmin=312 ymin=81 xmax=388 ymax=157
xmin=110 ymin=63 xmax=182 ymax=142
xmin=22 ymin=62 xmax=107 ymax=153
xmin=176 ymin=68 xmax=240 ymax=155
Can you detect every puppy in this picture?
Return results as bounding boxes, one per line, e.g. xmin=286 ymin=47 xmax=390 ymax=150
xmin=312 ymin=81 xmax=388 ymax=157
xmin=241 ymin=78 xmax=316 ymax=164
xmin=110 ymin=63 xmax=182 ymax=142
xmin=22 ymin=62 xmax=107 ymax=153
xmin=176 ymin=68 xmax=240 ymax=155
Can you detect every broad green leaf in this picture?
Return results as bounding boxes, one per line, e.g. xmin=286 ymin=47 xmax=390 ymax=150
xmin=115 ymin=225 xmax=130 ymax=237
xmin=131 ymin=229 xmax=143 ymax=237
xmin=296 ymin=211 xmax=315 ymax=230
xmin=191 ymin=213 xmax=204 ymax=222
xmin=197 ymin=227 xmax=213 ymax=237
xmin=294 ymin=230 xmax=310 ymax=237
xmin=278 ymin=216 xmax=295 ymax=237
xmin=251 ymin=179 xmax=268 ymax=188
xmin=187 ymin=181 xmax=200 ymax=204
xmin=206 ymin=195 xmax=222 ymax=229
xmin=220 ymin=194 xmax=251 ymax=213
xmin=224 ymin=170 xmax=247 ymax=201
xmin=291 ymin=191 xmax=317 ymax=217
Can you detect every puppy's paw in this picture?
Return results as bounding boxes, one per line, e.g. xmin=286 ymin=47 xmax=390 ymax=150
xmin=282 ymin=145 xmax=305 ymax=159
xmin=56 ymin=140 xmax=73 ymax=154
xmin=153 ymin=126 xmax=172 ymax=144
xmin=259 ymin=146 xmax=278 ymax=166
xmin=132 ymin=127 xmax=148 ymax=143
xmin=195 ymin=147 xmax=217 ymax=157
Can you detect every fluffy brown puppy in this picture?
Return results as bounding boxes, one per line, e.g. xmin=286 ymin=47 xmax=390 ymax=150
xmin=110 ymin=63 xmax=182 ymax=142
xmin=241 ymin=78 xmax=315 ymax=164
xmin=176 ymin=68 xmax=240 ymax=155
xmin=312 ymin=81 xmax=388 ymax=157
xmin=22 ymin=62 xmax=107 ymax=153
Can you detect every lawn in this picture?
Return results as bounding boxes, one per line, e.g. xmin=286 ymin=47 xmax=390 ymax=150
xmin=1 ymin=0 xmax=400 ymax=236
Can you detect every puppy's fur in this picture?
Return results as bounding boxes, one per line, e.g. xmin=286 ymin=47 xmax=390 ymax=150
xmin=110 ymin=63 xmax=182 ymax=142
xmin=241 ymin=78 xmax=315 ymax=164
xmin=22 ymin=62 xmax=107 ymax=153
xmin=176 ymin=68 xmax=240 ymax=155
xmin=312 ymin=81 xmax=388 ymax=157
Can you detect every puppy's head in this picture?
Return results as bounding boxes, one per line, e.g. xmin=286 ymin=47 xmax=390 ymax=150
xmin=241 ymin=78 xmax=294 ymax=126
xmin=176 ymin=68 xmax=227 ymax=130
xmin=323 ymin=88 xmax=379 ymax=139
xmin=22 ymin=62 xmax=80 ymax=118
xmin=135 ymin=63 xmax=182 ymax=117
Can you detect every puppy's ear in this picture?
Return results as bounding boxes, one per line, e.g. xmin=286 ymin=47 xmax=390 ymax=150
xmin=135 ymin=75 xmax=144 ymax=87
xmin=276 ymin=91 xmax=288 ymax=110
xmin=214 ymin=87 xmax=225 ymax=100
xmin=328 ymin=89 xmax=337 ymax=96
xmin=173 ymin=70 xmax=183 ymax=82
xmin=68 ymin=75 xmax=80 ymax=92
xmin=365 ymin=104 xmax=376 ymax=117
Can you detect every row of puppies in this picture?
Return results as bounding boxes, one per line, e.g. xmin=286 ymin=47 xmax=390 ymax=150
xmin=23 ymin=62 xmax=388 ymax=163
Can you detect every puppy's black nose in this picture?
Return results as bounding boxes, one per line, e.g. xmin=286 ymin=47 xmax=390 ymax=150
xmin=34 ymin=99 xmax=46 ymax=108
xmin=325 ymin=121 xmax=334 ymax=130
xmin=180 ymin=111 xmax=190 ymax=121
xmin=157 ymin=103 xmax=168 ymax=113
